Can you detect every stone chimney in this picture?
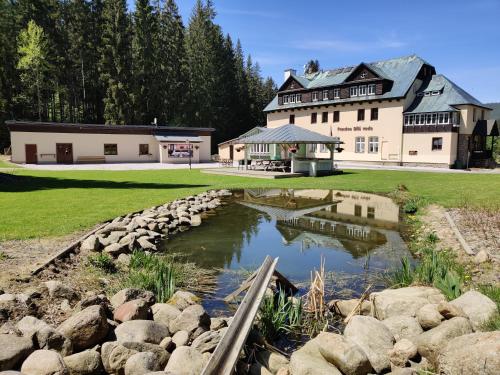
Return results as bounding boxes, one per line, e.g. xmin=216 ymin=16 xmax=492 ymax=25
xmin=284 ymin=68 xmax=296 ymax=82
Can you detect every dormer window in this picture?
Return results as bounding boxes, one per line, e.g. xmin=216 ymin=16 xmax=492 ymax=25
xmin=360 ymin=72 xmax=367 ymax=79
xmin=359 ymin=85 xmax=367 ymax=96
xmin=424 ymin=92 xmax=430 ymax=96
xmin=334 ymin=88 xmax=340 ymax=98
xmin=350 ymin=86 xmax=358 ymax=97
xmin=283 ymin=95 xmax=289 ymax=104
xmin=296 ymin=94 xmax=302 ymax=103
xmin=323 ymin=90 xmax=328 ymax=100
xmin=431 ymin=91 xmax=440 ymax=96
xmin=290 ymin=95 xmax=296 ymax=104
xmin=312 ymin=91 xmax=318 ymax=101
xmin=368 ymin=84 xmax=376 ymax=95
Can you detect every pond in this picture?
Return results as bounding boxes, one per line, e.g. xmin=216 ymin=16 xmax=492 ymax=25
xmin=163 ymin=189 xmax=411 ymax=314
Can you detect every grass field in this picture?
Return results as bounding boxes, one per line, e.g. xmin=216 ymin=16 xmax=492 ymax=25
xmin=0 ymin=159 xmax=19 ymax=168
xmin=1 ymin=168 xmax=499 ymax=240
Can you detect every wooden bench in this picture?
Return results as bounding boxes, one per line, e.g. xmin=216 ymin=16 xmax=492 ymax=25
xmin=76 ymin=156 xmax=106 ymax=164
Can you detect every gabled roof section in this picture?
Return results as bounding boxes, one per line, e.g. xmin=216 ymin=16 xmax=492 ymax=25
xmin=484 ymin=102 xmax=500 ymax=120
xmin=342 ymin=62 xmax=391 ymax=83
xmin=278 ymin=74 xmax=309 ymax=92
xmin=238 ymin=124 xmax=342 ymax=144
xmin=405 ymin=74 xmax=489 ymax=113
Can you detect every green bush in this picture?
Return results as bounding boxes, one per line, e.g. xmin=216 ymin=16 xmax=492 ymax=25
xmin=403 ymin=199 xmax=419 ymax=214
xmin=87 ymin=253 xmax=116 ymax=273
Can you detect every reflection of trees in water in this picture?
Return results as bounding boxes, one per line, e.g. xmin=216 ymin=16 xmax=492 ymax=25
xmin=165 ymin=203 xmax=265 ymax=269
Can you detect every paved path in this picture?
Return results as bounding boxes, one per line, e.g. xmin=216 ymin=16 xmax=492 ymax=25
xmin=335 ymin=161 xmax=500 ymax=174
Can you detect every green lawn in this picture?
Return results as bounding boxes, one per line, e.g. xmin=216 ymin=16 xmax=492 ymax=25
xmin=1 ymin=168 xmax=499 ymax=240
xmin=0 ymin=159 xmax=19 ymax=168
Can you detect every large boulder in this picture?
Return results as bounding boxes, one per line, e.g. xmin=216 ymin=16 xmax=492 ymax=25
xmin=328 ymin=299 xmax=371 ymax=317
xmin=80 ymin=235 xmax=99 ymax=252
xmin=113 ymin=299 xmax=150 ymax=323
xmin=57 ymin=305 xmax=109 ymax=351
xmin=106 ymin=344 xmax=137 ymax=375
xmin=164 ymin=346 xmax=205 ymax=375
xmin=438 ymin=331 xmax=500 ymax=375
xmin=63 ymin=350 xmax=103 ymax=375
xmin=371 ymin=286 xmax=445 ymax=320
xmin=21 ymin=350 xmax=68 ymax=375
xmin=172 ymin=331 xmax=190 ymax=347
xmin=43 ymin=281 xmax=78 ymax=301
xmin=255 ymin=350 xmax=289 ymax=374
xmin=314 ymin=332 xmax=371 ymax=375
xmin=16 ymin=316 xmax=72 ymax=356
xmin=344 ymin=315 xmax=394 ymax=373
xmin=289 ymin=340 xmax=342 ymax=375
xmin=437 ymin=301 xmax=466 ymax=319
xmin=381 ymin=315 xmax=423 ymax=341
xmin=124 ymin=352 xmax=165 ymax=375
xmin=191 ymin=330 xmax=223 ymax=353
xmin=416 ymin=304 xmax=443 ymax=330
xmin=167 ymin=291 xmax=200 ymax=311
xmin=388 ymin=338 xmax=418 ymax=368
xmin=119 ymin=342 xmax=169 ymax=365
xmin=0 ymin=334 xmax=34 ymax=371
xmin=110 ymin=289 xmax=155 ymax=309
xmin=449 ymin=291 xmax=497 ymax=330
xmin=169 ymin=304 xmax=210 ymax=334
xmin=115 ymin=320 xmax=169 ymax=344
xmin=151 ymin=303 xmax=181 ymax=327
xmin=416 ymin=316 xmax=473 ymax=366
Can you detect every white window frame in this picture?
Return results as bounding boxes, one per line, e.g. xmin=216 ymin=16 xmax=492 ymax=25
xmin=296 ymin=94 xmax=301 ymax=103
xmin=432 ymin=113 xmax=437 ymax=124
xmin=432 ymin=137 xmax=443 ymax=151
xmin=431 ymin=91 xmax=440 ymax=96
xmin=333 ymin=88 xmax=340 ymax=98
xmin=312 ymin=92 xmax=318 ymax=101
xmin=404 ymin=115 xmax=409 ymax=125
xmin=368 ymin=136 xmax=379 ymax=154
xmin=323 ymin=90 xmax=328 ymax=100
xmin=283 ymin=95 xmax=289 ymax=104
xmin=350 ymin=86 xmax=358 ymax=97
xmin=367 ymin=84 xmax=376 ymax=95
xmin=290 ymin=94 xmax=295 ymax=104
xmin=355 ymin=137 xmax=365 ymax=153
xmin=359 ymin=85 xmax=367 ymax=96
xmin=426 ymin=114 xmax=432 ymax=124
xmin=409 ymin=115 xmax=414 ymax=125
xmin=320 ymin=144 xmax=328 ymax=153
xmin=309 ymin=143 xmax=317 ymax=153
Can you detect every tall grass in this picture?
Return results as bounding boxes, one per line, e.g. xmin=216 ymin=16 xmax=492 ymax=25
xmin=478 ymin=284 xmax=500 ymax=331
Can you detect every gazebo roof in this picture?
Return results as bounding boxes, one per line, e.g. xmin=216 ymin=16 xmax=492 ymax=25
xmin=239 ymin=124 xmax=343 ymax=144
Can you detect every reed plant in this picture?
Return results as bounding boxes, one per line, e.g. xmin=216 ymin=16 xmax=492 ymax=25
xmin=87 ymin=253 xmax=116 ymax=273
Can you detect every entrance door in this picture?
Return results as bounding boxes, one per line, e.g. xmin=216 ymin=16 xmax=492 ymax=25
xmin=229 ymin=145 xmax=234 ymax=160
xmin=25 ymin=144 xmax=37 ymax=164
xmin=56 ymin=143 xmax=73 ymax=164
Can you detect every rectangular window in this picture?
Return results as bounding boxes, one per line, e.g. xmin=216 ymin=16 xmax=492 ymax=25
xmin=139 ymin=144 xmax=149 ymax=155
xmin=312 ymin=92 xmax=318 ymax=101
xmin=357 ymin=108 xmax=365 ymax=121
xmin=426 ymin=114 xmax=432 ymax=124
xmin=290 ymin=94 xmax=296 ymax=103
xmin=311 ymin=112 xmax=317 ymax=124
xmin=368 ymin=136 xmax=379 ymax=153
xmin=283 ymin=95 xmax=289 ymax=104
xmin=404 ymin=115 xmax=409 ymax=125
xmin=320 ymin=144 xmax=328 ymax=153
xmin=355 ymin=136 xmax=365 ymax=153
xmin=359 ymin=85 xmax=367 ymax=96
xmin=104 ymin=144 xmax=117 ymax=155
xmin=367 ymin=84 xmax=376 ymax=95
xmin=309 ymin=143 xmax=317 ymax=153
xmin=438 ymin=113 xmax=444 ymax=124
xmin=323 ymin=90 xmax=328 ymax=100
xmin=333 ymin=88 xmax=340 ymax=98
xmin=350 ymin=86 xmax=358 ymax=97
xmin=296 ymin=94 xmax=302 ymax=103
xmin=367 ymin=207 xmax=375 ymax=219
xmin=432 ymin=137 xmax=443 ymax=151
xmin=453 ymin=112 xmax=459 ymax=125
xmin=432 ymin=113 xmax=437 ymax=124
xmin=322 ymin=112 xmax=328 ymax=123
xmin=443 ymin=112 xmax=449 ymax=124
xmin=354 ymin=205 xmax=362 ymax=217
xmin=289 ymin=114 xmax=295 ymax=124
xmin=370 ymin=107 xmax=378 ymax=121
xmin=333 ymin=111 xmax=340 ymax=122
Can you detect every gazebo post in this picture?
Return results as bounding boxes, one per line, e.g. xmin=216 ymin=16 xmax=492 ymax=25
xmin=244 ymin=145 xmax=248 ymax=170
xmin=330 ymin=143 xmax=335 ymax=172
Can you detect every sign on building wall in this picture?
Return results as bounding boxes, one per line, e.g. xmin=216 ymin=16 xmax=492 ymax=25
xmin=168 ymin=144 xmax=193 ymax=158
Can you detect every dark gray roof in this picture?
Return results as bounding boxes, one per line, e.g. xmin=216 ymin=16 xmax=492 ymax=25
xmin=485 ymin=102 xmax=500 ymax=120
xmin=265 ymin=54 xmax=430 ymax=112
xmin=239 ymin=124 xmax=342 ymax=144
xmin=405 ymin=75 xmax=489 ymax=113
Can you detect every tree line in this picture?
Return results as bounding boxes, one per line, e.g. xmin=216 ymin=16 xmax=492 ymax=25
xmin=0 ymin=0 xmax=277 ymax=150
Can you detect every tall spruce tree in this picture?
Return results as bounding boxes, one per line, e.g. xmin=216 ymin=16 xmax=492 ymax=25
xmin=100 ymin=0 xmax=132 ymax=124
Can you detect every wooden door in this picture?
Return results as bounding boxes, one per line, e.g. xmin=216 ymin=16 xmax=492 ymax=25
xmin=56 ymin=143 xmax=73 ymax=164
xmin=229 ymin=145 xmax=234 ymax=160
xmin=25 ymin=144 xmax=37 ymax=164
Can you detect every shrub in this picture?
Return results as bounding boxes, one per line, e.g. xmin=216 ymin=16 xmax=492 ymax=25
xmin=426 ymin=232 xmax=439 ymax=244
xmin=87 ymin=253 xmax=116 ymax=273
xmin=403 ymin=199 xmax=419 ymax=214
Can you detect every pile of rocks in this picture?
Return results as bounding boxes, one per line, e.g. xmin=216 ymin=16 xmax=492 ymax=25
xmin=286 ymin=286 xmax=499 ymax=375
xmin=80 ymin=189 xmax=231 ymax=258
xmin=1 ymin=287 xmax=231 ymax=375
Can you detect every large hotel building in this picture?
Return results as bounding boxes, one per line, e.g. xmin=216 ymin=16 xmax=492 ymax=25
xmin=220 ymin=55 xmax=497 ymax=168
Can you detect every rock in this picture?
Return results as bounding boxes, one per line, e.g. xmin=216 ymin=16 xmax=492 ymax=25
xmin=115 ymin=320 xmax=169 ymax=344
xmin=73 ymin=294 xmax=110 ymax=313
xmin=103 ymin=243 xmax=127 ymax=257
xmin=113 ymin=299 xmax=150 ymax=323
xmin=136 ymin=237 xmax=157 ymax=251
xmin=119 ymin=342 xmax=169 ymax=367
xmin=118 ymin=233 xmax=137 ymax=251
xmin=63 ymin=350 xmax=103 ymax=375
xmin=314 ymin=332 xmax=371 ymax=375
xmin=167 ymin=291 xmax=200 ymax=311
xmin=171 ymin=331 xmax=189 ymax=347
xmin=289 ymin=340 xmax=342 ymax=375
xmin=416 ymin=317 xmax=473 ymax=366
xmin=0 ymin=371 xmax=25 ymax=375
xmin=328 ymin=299 xmax=371 ymax=317
xmin=255 ymin=350 xmax=289 ymax=374
xmin=249 ymin=362 xmax=273 ymax=375
xmin=151 ymin=303 xmax=181 ymax=327
xmin=438 ymin=331 xmax=500 ymax=375
xmin=0 ymin=334 xmax=34 ymax=371
xmin=209 ymin=317 xmax=227 ymax=331
xmin=100 ymin=342 xmax=119 ymax=373
xmin=80 ymin=235 xmax=99 ymax=252
xmin=116 ymin=254 xmax=131 ymax=267
xmin=275 ymin=367 xmax=290 ymax=375
xmin=107 ymin=231 xmax=127 ymax=244
xmin=124 ymin=352 xmax=164 ymax=375
xmin=416 ymin=304 xmax=443 ymax=330
xmin=191 ymin=330 xmax=222 ymax=353
xmin=169 ymin=304 xmax=210 ymax=334
xmin=344 ymin=315 xmax=394 ymax=373
xmin=111 ymin=289 xmax=155 ymax=309
xmin=382 ymin=316 xmax=423 ymax=341
xmin=44 ymin=281 xmax=78 ymax=301
xmin=159 ymin=337 xmax=174 ymax=352
xmin=57 ymin=305 xmax=109 ymax=351
xmin=474 ymin=250 xmax=489 ymax=264
xmin=190 ymin=215 xmax=202 ymax=227
xmin=16 ymin=316 xmax=72 ymax=356
xmin=21 ymin=350 xmax=68 ymax=375
xmin=60 ymin=300 xmax=72 ymax=313
xmin=388 ymin=338 xmax=418 ymax=367
xmin=449 ymin=290 xmax=497 ymax=330
xmin=371 ymin=286 xmax=446 ymax=320
xmin=164 ymin=346 xmax=205 ymax=375
xmin=107 ymin=344 xmax=137 ymax=375
xmin=437 ymin=301 xmax=466 ymax=319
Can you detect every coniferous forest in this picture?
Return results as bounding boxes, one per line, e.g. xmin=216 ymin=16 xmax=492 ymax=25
xmin=0 ymin=0 xmax=277 ymax=150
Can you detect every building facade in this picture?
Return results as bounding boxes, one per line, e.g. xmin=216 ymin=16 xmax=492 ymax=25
xmin=7 ymin=121 xmax=213 ymax=164
xmin=221 ymin=55 xmax=495 ymax=168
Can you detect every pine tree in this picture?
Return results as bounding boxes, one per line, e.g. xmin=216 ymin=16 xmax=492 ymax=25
xmin=100 ymin=0 xmax=132 ymax=124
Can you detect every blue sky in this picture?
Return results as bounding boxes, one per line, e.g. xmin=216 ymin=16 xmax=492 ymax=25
xmin=130 ymin=0 xmax=500 ymax=103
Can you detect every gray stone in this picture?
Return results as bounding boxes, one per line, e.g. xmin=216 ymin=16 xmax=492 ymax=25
xmin=113 ymin=299 xmax=150 ymax=323
xmin=169 ymin=304 xmax=210 ymax=334
xmin=191 ymin=330 xmax=222 ymax=353
xmin=388 ymin=338 xmax=418 ymax=367
xmin=171 ymin=331 xmax=189 ymax=347
xmin=136 ymin=237 xmax=157 ymax=251
xmin=57 ymin=305 xmax=109 ymax=351
xmin=110 ymin=289 xmax=155 ymax=309
xmin=437 ymin=301 xmax=466 ymax=320
xmin=44 ymin=281 xmax=78 ymax=301
xmin=115 ymin=320 xmax=169 ymax=344
xmin=344 ymin=315 xmax=395 ymax=373
xmin=449 ymin=290 xmax=497 ymax=330
xmin=16 ymin=316 xmax=72 ymax=356
xmin=289 ymin=340 xmax=342 ymax=375
xmin=328 ymin=299 xmax=371 ymax=317
xmin=21 ymin=350 xmax=68 ymax=375
xmin=167 ymin=291 xmax=200 ymax=311
xmin=416 ymin=304 xmax=443 ymax=330
xmin=103 ymin=243 xmax=127 ymax=257
xmin=382 ymin=315 xmax=423 ymax=341
xmin=80 ymin=235 xmax=99 ymax=252
xmin=416 ymin=317 xmax=473 ymax=366
xmin=106 ymin=231 xmax=127 ymax=244
xmin=107 ymin=345 xmax=137 ymax=375
xmin=116 ymin=254 xmax=131 ymax=267
xmin=438 ymin=331 xmax=500 ymax=375
xmin=315 ymin=332 xmax=371 ymax=375
xmin=473 ymin=250 xmax=489 ymax=264
xmin=255 ymin=350 xmax=289 ymax=374
xmin=73 ymin=295 xmax=110 ymax=314
xmin=118 ymin=233 xmax=137 ymax=251
xmin=209 ymin=317 xmax=227 ymax=331
xmin=151 ymin=303 xmax=181 ymax=327
xmin=0 ymin=334 xmax=34 ymax=371
xmin=63 ymin=350 xmax=103 ymax=375
xmin=164 ymin=346 xmax=205 ymax=375
xmin=190 ymin=215 xmax=202 ymax=227
xmin=100 ymin=342 xmax=119 ymax=374
xmin=124 ymin=352 xmax=165 ymax=375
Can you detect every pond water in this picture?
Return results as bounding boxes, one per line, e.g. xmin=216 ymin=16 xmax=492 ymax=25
xmin=164 ymin=189 xmax=411 ymax=314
